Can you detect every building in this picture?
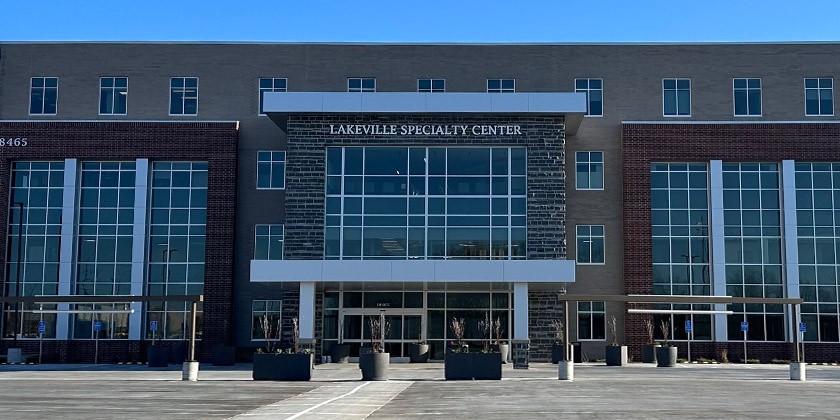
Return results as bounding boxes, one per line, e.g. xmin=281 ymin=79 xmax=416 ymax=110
xmin=1 ymin=42 xmax=839 ymax=364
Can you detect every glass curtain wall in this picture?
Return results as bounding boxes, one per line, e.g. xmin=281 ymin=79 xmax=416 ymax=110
xmin=3 ymin=162 xmax=63 ymax=339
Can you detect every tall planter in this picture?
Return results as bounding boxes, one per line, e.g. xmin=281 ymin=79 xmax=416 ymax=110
xmin=147 ymin=346 xmax=169 ymax=367
xmin=444 ymin=351 xmax=473 ymax=380
xmin=330 ymin=343 xmax=351 ymax=363
xmin=656 ymin=346 xmax=678 ymax=367
xmin=605 ymin=346 xmax=628 ymax=366
xmin=642 ymin=344 xmax=660 ymax=363
xmin=408 ymin=343 xmax=429 ymax=363
xmin=497 ymin=344 xmax=510 ymax=364
xmin=551 ymin=344 xmax=564 ymax=364
xmin=473 ymin=352 xmax=502 ymax=380
xmin=359 ymin=352 xmax=389 ymax=381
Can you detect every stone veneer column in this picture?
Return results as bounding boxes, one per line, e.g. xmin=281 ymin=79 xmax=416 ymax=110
xmin=56 ymin=159 xmax=77 ymax=340
xmin=128 ymin=159 xmax=148 ymax=341
xmin=780 ymin=160 xmax=800 ymax=342
xmin=709 ymin=160 xmax=728 ymax=342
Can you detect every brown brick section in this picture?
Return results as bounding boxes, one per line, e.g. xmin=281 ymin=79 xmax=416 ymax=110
xmin=0 ymin=122 xmax=238 ymax=363
xmin=622 ymin=123 xmax=840 ymax=363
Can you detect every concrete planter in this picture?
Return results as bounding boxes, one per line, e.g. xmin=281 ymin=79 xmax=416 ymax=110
xmin=444 ymin=351 xmax=473 ymax=380
xmin=656 ymin=346 xmax=678 ymax=367
xmin=330 ymin=343 xmax=351 ymax=363
xmin=212 ymin=345 xmax=236 ymax=366
xmin=408 ymin=343 xmax=429 ymax=363
xmin=642 ymin=344 xmax=660 ymax=363
xmin=498 ymin=344 xmax=510 ymax=364
xmin=147 ymin=346 xmax=169 ymax=367
xmin=605 ymin=345 xmax=628 ymax=366
xmin=359 ymin=351 xmax=389 ymax=381
xmin=473 ymin=352 xmax=502 ymax=380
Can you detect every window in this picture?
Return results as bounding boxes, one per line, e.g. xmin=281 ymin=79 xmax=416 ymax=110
xmin=805 ymin=78 xmax=834 ymax=116
xmin=663 ymin=78 xmax=691 ymax=116
xmin=29 ymin=77 xmax=58 ymax=115
xmin=733 ymin=78 xmax=761 ymax=117
xmin=325 ymin=147 xmax=527 ymax=260
xmin=252 ymin=300 xmax=282 ymax=340
xmin=575 ymin=78 xmax=603 ymax=116
xmin=487 ymin=79 xmax=515 ymax=93
xmin=259 ymin=78 xmax=287 ymax=115
xmin=575 ymin=151 xmax=604 ymax=190
xmin=256 ymin=151 xmax=286 ymax=189
xmin=169 ymin=77 xmax=198 ymax=115
xmin=348 ymin=78 xmax=375 ymax=92
xmin=100 ymin=77 xmax=128 ymax=115
xmin=254 ymin=224 xmax=284 ymax=260
xmin=418 ymin=79 xmax=445 ymax=92
xmin=576 ymin=225 xmax=605 ymax=264
xmin=577 ymin=301 xmax=606 ymax=340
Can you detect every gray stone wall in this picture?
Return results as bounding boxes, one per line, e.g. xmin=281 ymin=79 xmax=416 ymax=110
xmin=528 ymin=290 xmax=566 ymax=362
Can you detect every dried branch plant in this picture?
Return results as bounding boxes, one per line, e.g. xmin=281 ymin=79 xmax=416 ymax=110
xmin=644 ymin=319 xmax=655 ymax=345
xmin=660 ymin=319 xmax=671 ymax=347
xmin=550 ymin=319 xmax=565 ymax=345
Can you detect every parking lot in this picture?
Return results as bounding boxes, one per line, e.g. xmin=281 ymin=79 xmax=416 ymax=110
xmin=0 ymin=362 xmax=839 ymax=419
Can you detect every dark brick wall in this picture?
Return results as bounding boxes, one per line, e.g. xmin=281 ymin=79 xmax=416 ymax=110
xmin=622 ymin=123 xmax=840 ymax=362
xmin=284 ymin=115 xmax=567 ymax=260
xmin=0 ymin=122 xmax=238 ymax=363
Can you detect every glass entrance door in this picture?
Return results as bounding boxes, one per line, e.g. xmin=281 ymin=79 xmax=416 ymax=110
xmin=341 ymin=309 xmax=423 ymax=358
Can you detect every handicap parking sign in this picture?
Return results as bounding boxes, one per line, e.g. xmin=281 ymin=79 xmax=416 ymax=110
xmin=150 ymin=321 xmax=158 ymax=331
xmin=740 ymin=321 xmax=749 ymax=332
xmin=38 ymin=321 xmax=46 ymax=335
xmin=799 ymin=322 xmax=807 ymax=332
xmin=684 ymin=320 xmax=692 ymax=333
xmin=93 ymin=321 xmax=102 ymax=331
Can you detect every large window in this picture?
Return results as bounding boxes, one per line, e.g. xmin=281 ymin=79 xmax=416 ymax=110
xmin=576 ymin=225 xmax=604 ymax=265
xmin=663 ymin=78 xmax=691 ymax=116
xmin=256 ymin=151 xmax=286 ymax=189
xmin=146 ymin=162 xmax=208 ymax=340
xmin=251 ymin=300 xmax=282 ymax=340
xmin=650 ymin=163 xmax=712 ymax=341
xmin=418 ymin=79 xmax=445 ymax=92
xmin=99 ymin=77 xmax=128 ymax=115
xmin=29 ymin=77 xmax=58 ymax=115
xmin=795 ymin=162 xmax=840 ymax=342
xmin=169 ymin=77 xmax=198 ymax=115
xmin=805 ymin=78 xmax=834 ymax=116
xmin=348 ymin=78 xmax=375 ymax=92
xmin=722 ymin=163 xmax=784 ymax=341
xmin=575 ymin=78 xmax=603 ymax=116
xmin=733 ymin=78 xmax=761 ymax=117
xmin=577 ymin=301 xmax=606 ymax=340
xmin=3 ymin=162 xmax=64 ymax=339
xmin=259 ymin=77 xmax=287 ymax=115
xmin=73 ymin=162 xmax=136 ymax=340
xmin=575 ymin=151 xmax=604 ymax=190
xmin=487 ymin=79 xmax=515 ymax=93
xmin=325 ymin=147 xmax=527 ymax=260
xmin=254 ymin=224 xmax=284 ymax=260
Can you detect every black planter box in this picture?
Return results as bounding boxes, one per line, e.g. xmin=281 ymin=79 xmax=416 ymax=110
xmin=605 ymin=346 xmax=628 ymax=366
xmin=551 ymin=344 xmax=564 ymax=363
xmin=253 ymin=353 xmax=314 ymax=380
xmin=472 ymin=352 xmax=502 ymax=380
xmin=212 ymin=345 xmax=236 ymax=366
xmin=330 ymin=344 xmax=351 ymax=363
xmin=656 ymin=346 xmax=678 ymax=367
xmin=147 ymin=346 xmax=169 ymax=367
xmin=408 ymin=343 xmax=429 ymax=363
xmin=642 ymin=344 xmax=660 ymax=363
xmin=359 ymin=352 xmax=389 ymax=381
xmin=173 ymin=343 xmax=188 ymax=364
xmin=444 ymin=351 xmax=473 ymax=380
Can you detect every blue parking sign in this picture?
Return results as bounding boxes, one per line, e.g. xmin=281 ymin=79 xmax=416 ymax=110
xmin=150 ymin=321 xmax=158 ymax=331
xmin=93 ymin=321 xmax=102 ymax=331
xmin=740 ymin=321 xmax=749 ymax=332
xmin=684 ymin=320 xmax=692 ymax=333
xmin=38 ymin=321 xmax=46 ymax=335
xmin=799 ymin=322 xmax=807 ymax=332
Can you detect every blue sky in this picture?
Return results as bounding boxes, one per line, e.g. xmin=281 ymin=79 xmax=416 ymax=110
xmin=1 ymin=0 xmax=839 ymax=43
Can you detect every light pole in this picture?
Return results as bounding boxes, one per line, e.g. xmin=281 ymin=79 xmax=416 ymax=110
xmin=12 ymin=202 xmax=24 ymax=345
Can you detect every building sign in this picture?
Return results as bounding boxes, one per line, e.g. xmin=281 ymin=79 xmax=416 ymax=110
xmin=328 ymin=124 xmax=522 ymax=136
xmin=0 ymin=137 xmax=28 ymax=147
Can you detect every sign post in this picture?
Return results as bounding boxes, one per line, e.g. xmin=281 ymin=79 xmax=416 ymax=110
xmin=38 ymin=320 xmax=46 ymax=364
xmin=799 ymin=322 xmax=807 ymax=362
xmin=741 ymin=321 xmax=749 ymax=363
xmin=93 ymin=320 xmax=102 ymax=364
xmin=150 ymin=320 xmax=158 ymax=345
xmin=685 ymin=320 xmax=693 ymax=363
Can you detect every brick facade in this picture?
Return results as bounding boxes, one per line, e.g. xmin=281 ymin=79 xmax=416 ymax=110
xmin=0 ymin=122 xmax=238 ymax=363
xmin=622 ymin=123 xmax=840 ymax=363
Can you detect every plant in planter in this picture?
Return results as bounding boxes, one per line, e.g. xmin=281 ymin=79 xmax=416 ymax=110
xmin=330 ymin=318 xmax=350 ymax=363
xmin=493 ymin=317 xmax=509 ymax=364
xmin=641 ymin=319 xmax=660 ymax=364
xmin=605 ymin=316 xmax=628 ymax=366
xmin=253 ymin=317 xmax=314 ymax=381
xmin=408 ymin=324 xmax=429 ymax=363
xmin=359 ymin=313 xmax=389 ymax=381
xmin=444 ymin=317 xmax=473 ymax=380
xmin=550 ymin=319 xmax=565 ymax=364
xmin=656 ymin=320 xmax=678 ymax=367
xmin=473 ymin=312 xmax=502 ymax=380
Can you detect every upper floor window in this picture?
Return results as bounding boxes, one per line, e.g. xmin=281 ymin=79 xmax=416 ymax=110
xmin=733 ymin=78 xmax=762 ymax=116
xmin=254 ymin=224 xmax=284 ymax=260
xmin=100 ymin=77 xmax=128 ymax=115
xmin=251 ymin=300 xmax=282 ymax=340
xmin=487 ymin=79 xmax=515 ymax=93
xmin=170 ymin=77 xmax=198 ymax=115
xmin=348 ymin=78 xmax=375 ymax=92
xmin=575 ymin=151 xmax=604 ymax=190
xmin=259 ymin=78 xmax=287 ymax=115
xmin=257 ymin=151 xmax=286 ymax=190
xmin=663 ymin=78 xmax=691 ymax=116
xmin=576 ymin=225 xmax=605 ymax=265
xmin=30 ymin=77 xmax=58 ymax=115
xmin=418 ymin=79 xmax=445 ymax=92
xmin=805 ymin=78 xmax=834 ymax=116
xmin=575 ymin=78 xmax=603 ymax=116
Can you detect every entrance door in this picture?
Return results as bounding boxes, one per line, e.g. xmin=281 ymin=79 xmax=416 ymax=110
xmin=341 ymin=309 xmax=423 ymax=359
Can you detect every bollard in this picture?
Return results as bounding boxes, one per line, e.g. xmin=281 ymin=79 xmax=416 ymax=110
xmin=790 ymin=362 xmax=806 ymax=381
xmin=182 ymin=361 xmax=199 ymax=381
xmin=558 ymin=361 xmax=574 ymax=381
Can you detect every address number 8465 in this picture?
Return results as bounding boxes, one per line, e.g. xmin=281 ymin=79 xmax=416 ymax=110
xmin=0 ymin=138 xmax=28 ymax=147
